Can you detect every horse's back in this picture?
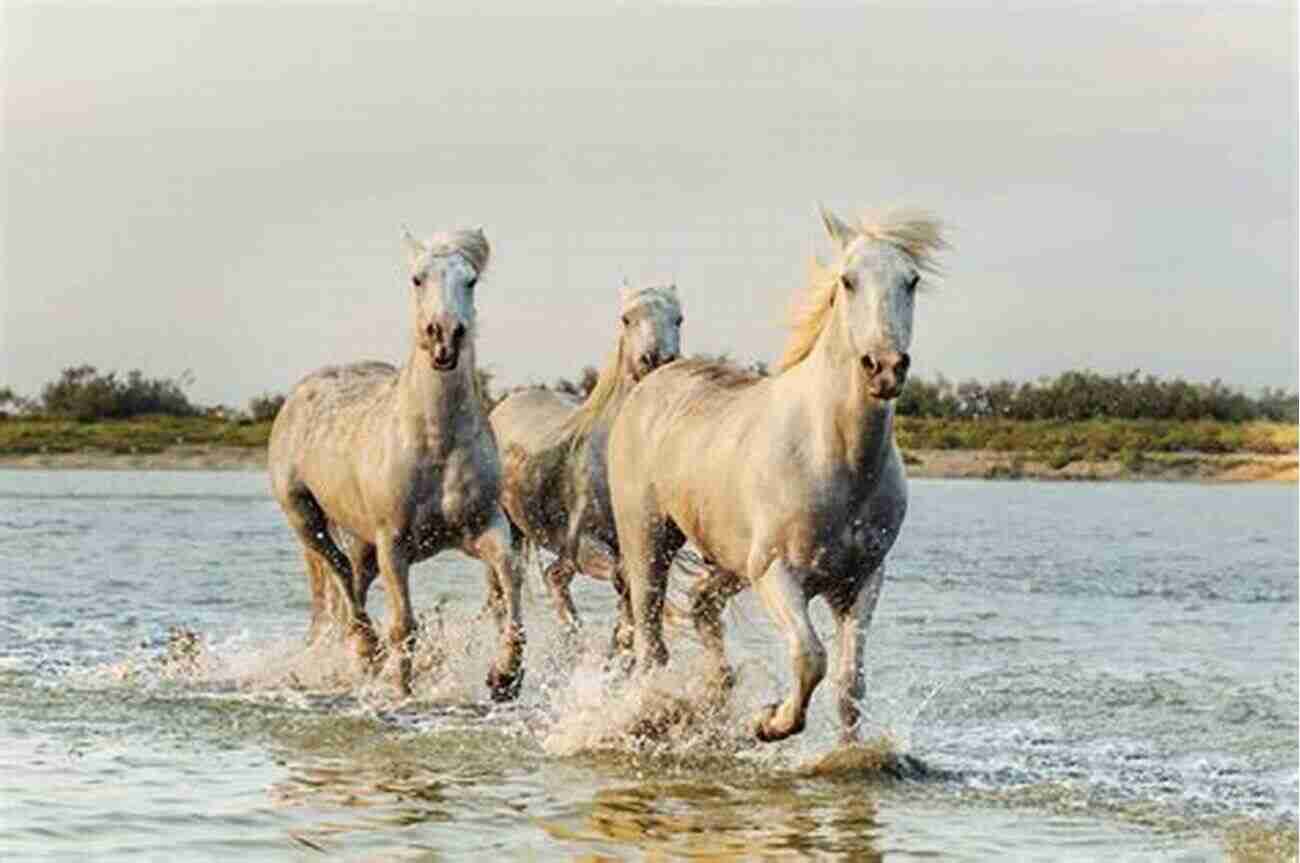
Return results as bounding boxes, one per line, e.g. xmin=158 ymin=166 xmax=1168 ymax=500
xmin=609 ymin=360 xmax=770 ymax=545
xmin=268 ymin=361 xmax=398 ymax=499
xmin=489 ymin=387 xmax=583 ymax=547
xmin=611 ymin=359 xmax=766 ymax=473
xmin=489 ymin=388 xmax=578 ymax=456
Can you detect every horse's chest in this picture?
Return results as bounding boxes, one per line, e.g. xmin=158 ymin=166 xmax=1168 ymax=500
xmin=405 ymin=452 xmax=497 ymax=549
xmin=796 ymin=488 xmax=904 ymax=580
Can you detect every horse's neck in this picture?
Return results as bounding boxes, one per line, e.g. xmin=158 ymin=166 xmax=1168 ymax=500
xmin=778 ymin=320 xmax=894 ymax=477
xmin=397 ymin=346 xmax=483 ymax=449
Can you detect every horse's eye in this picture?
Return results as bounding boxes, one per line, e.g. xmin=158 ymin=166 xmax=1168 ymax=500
xmin=675 ymin=316 xmax=684 ymax=327
xmin=907 ymin=273 xmax=920 ymax=291
xmin=466 ymin=276 xmax=478 ymax=290
xmin=840 ymin=273 xmax=855 ymax=292
xmin=621 ymin=315 xmax=630 ymax=326
xmin=411 ymin=274 xmax=423 ymax=288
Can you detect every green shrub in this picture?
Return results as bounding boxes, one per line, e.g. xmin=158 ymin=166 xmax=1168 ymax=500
xmin=40 ymin=366 xmax=198 ymax=420
xmin=247 ymin=393 xmax=286 ymax=423
xmin=1048 ymin=449 xmax=1075 ymax=470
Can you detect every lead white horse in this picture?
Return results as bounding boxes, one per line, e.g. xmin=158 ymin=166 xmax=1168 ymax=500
xmin=268 ymin=228 xmax=525 ymax=700
xmin=488 ymin=282 xmax=682 ymax=644
xmin=608 ymin=207 xmax=947 ymax=742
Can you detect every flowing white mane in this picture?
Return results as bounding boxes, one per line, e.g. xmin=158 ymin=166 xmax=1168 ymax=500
xmin=776 ymin=210 xmax=947 ymax=373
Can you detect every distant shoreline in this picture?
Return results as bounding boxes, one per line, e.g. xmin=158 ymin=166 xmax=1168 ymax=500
xmin=1 ymin=445 xmax=1294 ymax=482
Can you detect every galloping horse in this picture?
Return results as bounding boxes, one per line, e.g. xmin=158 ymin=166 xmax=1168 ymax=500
xmin=489 ymin=283 xmax=682 ymax=644
xmin=608 ymin=207 xmax=946 ymax=742
xmin=268 ymin=228 xmax=525 ymax=700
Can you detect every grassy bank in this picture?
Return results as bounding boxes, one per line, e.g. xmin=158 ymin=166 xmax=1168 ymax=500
xmin=895 ymin=417 xmax=1297 ymax=459
xmin=2 ymin=415 xmax=1293 ymax=458
xmin=0 ymin=415 xmax=1294 ymax=481
xmin=0 ymin=415 xmax=271 ymax=455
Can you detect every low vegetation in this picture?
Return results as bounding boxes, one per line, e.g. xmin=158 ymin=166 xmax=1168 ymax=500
xmin=1 ymin=365 xmax=1295 ymax=461
xmin=895 ymin=417 xmax=1296 ymax=459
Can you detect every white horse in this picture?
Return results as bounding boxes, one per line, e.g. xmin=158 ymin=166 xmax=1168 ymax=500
xmin=608 ymin=207 xmax=947 ymax=742
xmin=268 ymin=228 xmax=525 ymax=700
xmin=489 ymin=283 xmax=682 ymax=643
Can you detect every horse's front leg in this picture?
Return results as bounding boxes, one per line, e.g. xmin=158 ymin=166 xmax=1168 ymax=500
xmin=829 ymin=565 xmax=885 ymax=745
xmin=343 ymin=541 xmax=381 ymax=662
xmin=375 ymin=532 xmax=415 ymax=696
xmin=752 ymin=560 xmax=826 ymax=742
xmin=625 ymin=523 xmax=678 ymax=674
xmin=469 ymin=509 xmax=526 ymax=702
xmin=304 ymin=549 xmax=333 ymax=644
xmin=690 ymin=567 xmax=744 ymax=689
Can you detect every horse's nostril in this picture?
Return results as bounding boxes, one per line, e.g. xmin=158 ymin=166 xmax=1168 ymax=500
xmin=897 ymin=353 xmax=911 ymax=372
xmin=862 ymin=354 xmax=878 ymax=374
xmin=452 ymin=323 xmax=466 ymax=342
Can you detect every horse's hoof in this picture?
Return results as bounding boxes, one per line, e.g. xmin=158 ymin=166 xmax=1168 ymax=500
xmin=601 ymin=650 xmax=636 ymax=679
xmin=753 ymin=703 xmax=780 ymax=741
xmin=486 ymin=667 xmax=523 ymax=702
xmin=753 ymin=703 xmax=803 ymax=743
xmin=710 ymin=665 xmax=737 ymax=692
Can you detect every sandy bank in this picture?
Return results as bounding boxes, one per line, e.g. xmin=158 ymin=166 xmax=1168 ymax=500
xmin=904 ymin=449 xmax=1297 ymax=483
xmin=1 ymin=446 xmax=1294 ymax=482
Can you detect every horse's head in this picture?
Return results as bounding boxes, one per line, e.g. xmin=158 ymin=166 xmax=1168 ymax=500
xmin=618 ymin=281 xmax=684 ymax=382
xmin=821 ymin=207 xmax=944 ymax=401
xmin=403 ymin=227 xmax=490 ymax=372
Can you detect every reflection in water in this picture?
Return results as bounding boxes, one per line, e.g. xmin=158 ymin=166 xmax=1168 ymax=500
xmin=259 ymin=701 xmax=906 ymax=860
xmin=539 ymin=778 xmax=884 ymax=860
xmin=261 ymin=709 xmax=517 ymax=854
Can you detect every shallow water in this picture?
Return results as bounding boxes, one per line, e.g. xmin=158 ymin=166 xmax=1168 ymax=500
xmin=1 ymin=471 xmax=1296 ymax=861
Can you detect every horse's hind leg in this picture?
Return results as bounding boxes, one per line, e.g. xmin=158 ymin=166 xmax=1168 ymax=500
xmin=828 ymin=564 xmax=884 ymax=745
xmin=469 ymin=509 xmax=527 ymax=702
xmin=542 ymin=556 xmax=581 ymax=634
xmin=752 ymin=560 xmax=826 ymax=742
xmin=283 ymin=486 xmax=371 ymax=653
xmin=574 ymin=535 xmax=621 ymax=645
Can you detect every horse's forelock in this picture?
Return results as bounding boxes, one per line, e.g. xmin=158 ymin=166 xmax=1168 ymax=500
xmin=852 ymin=210 xmax=947 ymax=277
xmin=620 ymin=284 xmax=680 ymax=316
xmin=775 ymin=209 xmax=947 ymax=373
xmin=425 ymin=229 xmax=491 ymax=275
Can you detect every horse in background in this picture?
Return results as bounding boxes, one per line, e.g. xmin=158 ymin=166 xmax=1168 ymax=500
xmin=608 ymin=206 xmax=947 ymax=742
xmin=268 ymin=227 xmax=525 ymax=701
xmin=490 ymin=282 xmax=683 ymax=646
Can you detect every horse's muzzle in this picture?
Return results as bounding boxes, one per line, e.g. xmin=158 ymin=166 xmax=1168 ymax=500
xmin=863 ymin=351 xmax=909 ymax=400
xmin=430 ymin=345 xmax=460 ymax=371
xmin=425 ymin=320 xmax=466 ymax=372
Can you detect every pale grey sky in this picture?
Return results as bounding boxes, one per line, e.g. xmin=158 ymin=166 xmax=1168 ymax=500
xmin=3 ymin=2 xmax=1296 ymax=407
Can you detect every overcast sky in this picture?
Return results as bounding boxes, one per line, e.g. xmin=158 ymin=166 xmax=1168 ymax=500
xmin=3 ymin=2 xmax=1296 ymax=407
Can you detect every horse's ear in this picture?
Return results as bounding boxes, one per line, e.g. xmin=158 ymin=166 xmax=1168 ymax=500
xmin=667 ymin=282 xmax=678 ymax=295
xmin=620 ymin=276 xmax=634 ymax=301
xmin=401 ymin=227 xmax=424 ymax=266
xmin=818 ymin=204 xmax=853 ymax=249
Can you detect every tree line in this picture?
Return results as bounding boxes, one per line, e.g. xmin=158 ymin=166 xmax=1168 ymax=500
xmin=1 ymin=363 xmax=1295 ymax=424
xmin=893 ymin=369 xmax=1297 ymax=423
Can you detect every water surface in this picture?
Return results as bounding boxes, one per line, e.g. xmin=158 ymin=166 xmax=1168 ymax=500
xmin=1 ymin=471 xmax=1295 ymax=860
